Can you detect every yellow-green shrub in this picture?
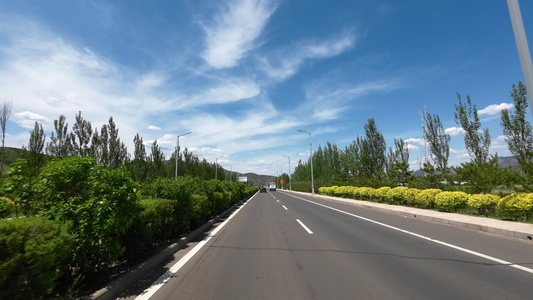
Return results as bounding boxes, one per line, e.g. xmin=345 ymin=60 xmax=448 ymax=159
xmin=498 ymin=193 xmax=533 ymax=220
xmin=468 ymin=194 xmax=500 ymax=215
xmin=386 ymin=187 xmax=409 ymax=204
xmin=318 ymin=187 xmax=328 ymax=194
xmin=0 ymin=197 xmax=15 ymax=219
xmin=374 ymin=187 xmax=391 ymax=202
xmin=435 ymin=191 xmax=469 ymax=211
xmin=404 ymin=188 xmax=421 ymax=205
xmin=414 ymin=188 xmax=442 ymax=208
xmin=357 ymin=187 xmax=374 ymax=200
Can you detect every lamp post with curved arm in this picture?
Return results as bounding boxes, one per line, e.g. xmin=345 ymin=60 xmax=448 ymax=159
xmin=297 ymin=129 xmax=314 ymax=195
xmin=175 ymin=132 xmax=192 ymax=181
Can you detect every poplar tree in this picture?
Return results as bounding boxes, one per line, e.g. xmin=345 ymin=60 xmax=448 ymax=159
xmin=22 ymin=121 xmax=46 ymax=172
xmin=454 ymin=93 xmax=491 ymax=163
xmin=423 ymin=112 xmax=450 ymax=172
xmin=46 ymin=115 xmax=74 ymax=158
xmin=72 ymin=111 xmax=93 ymax=157
xmin=0 ymin=101 xmax=12 ymax=174
xmin=501 ymin=81 xmax=533 ymax=162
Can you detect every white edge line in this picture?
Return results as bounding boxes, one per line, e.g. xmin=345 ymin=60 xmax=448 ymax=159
xmin=296 ymin=219 xmax=314 ymax=234
xmin=288 ymin=193 xmax=533 ymax=275
xmin=134 ymin=195 xmax=255 ymax=300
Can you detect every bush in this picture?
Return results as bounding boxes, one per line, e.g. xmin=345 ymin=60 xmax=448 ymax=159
xmin=386 ymin=187 xmax=409 ymax=204
xmin=404 ymin=188 xmax=421 ymax=206
xmin=468 ymin=194 xmax=500 ymax=215
xmin=374 ymin=187 xmax=391 ymax=202
xmin=0 ymin=217 xmax=72 ymax=299
xmin=414 ymin=188 xmax=442 ymax=208
xmin=434 ymin=191 xmax=469 ymax=212
xmin=357 ymin=187 xmax=374 ymax=200
xmin=35 ymin=157 xmax=139 ymax=281
xmin=498 ymin=193 xmax=533 ymax=220
xmin=0 ymin=197 xmax=15 ymax=219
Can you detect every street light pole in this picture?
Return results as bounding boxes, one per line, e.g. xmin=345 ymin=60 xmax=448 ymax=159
xmin=278 ymin=164 xmax=283 ymax=189
xmin=215 ymin=156 xmax=223 ymax=180
xmin=175 ymin=132 xmax=192 ymax=181
xmin=507 ymin=0 xmax=533 ymax=117
xmin=297 ymin=129 xmax=315 ymax=195
xmin=282 ymin=155 xmax=291 ymax=190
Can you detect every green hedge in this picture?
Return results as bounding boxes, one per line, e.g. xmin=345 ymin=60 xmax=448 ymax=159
xmin=0 ymin=217 xmax=72 ymax=300
xmin=434 ymin=191 xmax=469 ymax=212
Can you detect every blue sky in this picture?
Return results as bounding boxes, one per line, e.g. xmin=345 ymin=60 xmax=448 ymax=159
xmin=1 ymin=0 xmax=533 ymax=176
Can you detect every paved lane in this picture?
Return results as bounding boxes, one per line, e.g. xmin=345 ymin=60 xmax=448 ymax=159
xmin=134 ymin=191 xmax=533 ymax=299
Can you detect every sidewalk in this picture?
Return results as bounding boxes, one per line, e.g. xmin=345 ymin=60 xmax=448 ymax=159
xmin=281 ymin=190 xmax=533 ymax=241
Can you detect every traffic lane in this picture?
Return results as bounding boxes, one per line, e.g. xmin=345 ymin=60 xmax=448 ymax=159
xmin=146 ymin=191 xmax=431 ymax=299
xmin=274 ymin=191 xmax=533 ymax=298
xmin=146 ymin=190 xmax=322 ymax=299
xmin=277 ymin=190 xmax=533 ymax=267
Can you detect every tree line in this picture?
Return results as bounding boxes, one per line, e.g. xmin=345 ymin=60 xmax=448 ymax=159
xmin=21 ymin=112 xmax=232 ymax=183
xmin=292 ymin=82 xmax=533 ymax=194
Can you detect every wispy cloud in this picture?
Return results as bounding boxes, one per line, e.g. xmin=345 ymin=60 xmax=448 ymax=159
xmin=259 ymin=30 xmax=356 ymax=81
xmin=478 ymin=103 xmax=513 ymax=115
xmin=147 ymin=125 xmax=161 ymax=131
xmin=201 ymin=0 xmax=279 ymax=69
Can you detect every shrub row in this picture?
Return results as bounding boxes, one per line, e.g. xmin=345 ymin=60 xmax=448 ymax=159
xmin=0 ymin=156 xmax=257 ymax=299
xmin=318 ymin=185 xmax=533 ymax=219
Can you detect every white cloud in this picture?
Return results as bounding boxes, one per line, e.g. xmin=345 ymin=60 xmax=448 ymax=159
xmin=147 ymin=125 xmax=161 ymax=131
xmin=14 ymin=111 xmax=49 ymax=129
xmin=312 ymin=107 xmax=345 ymax=121
xmin=201 ymin=0 xmax=278 ymax=69
xmin=259 ymin=30 xmax=356 ymax=81
xmin=478 ymin=103 xmax=513 ymax=115
xmin=444 ymin=126 xmax=465 ymax=136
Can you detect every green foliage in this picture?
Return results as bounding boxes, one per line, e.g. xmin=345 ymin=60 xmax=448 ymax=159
xmin=498 ymin=193 xmax=533 ymax=220
xmin=454 ymin=93 xmax=491 ymax=163
xmin=404 ymin=188 xmax=421 ymax=205
xmin=454 ymin=156 xmax=511 ymax=194
xmin=0 ymin=217 xmax=72 ymax=300
xmin=0 ymin=197 xmax=15 ymax=219
xmin=35 ymin=156 xmax=139 ymax=280
xmin=434 ymin=191 xmax=469 ymax=212
xmin=468 ymin=194 xmax=500 ymax=215
xmin=385 ymin=186 xmax=409 ymax=204
xmin=2 ymin=159 xmax=37 ymax=216
xmin=374 ymin=187 xmax=391 ymax=202
xmin=414 ymin=188 xmax=442 ymax=208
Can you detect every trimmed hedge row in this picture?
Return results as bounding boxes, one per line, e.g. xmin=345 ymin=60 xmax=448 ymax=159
xmin=0 ymin=156 xmax=257 ymax=299
xmin=318 ymin=185 xmax=533 ymax=220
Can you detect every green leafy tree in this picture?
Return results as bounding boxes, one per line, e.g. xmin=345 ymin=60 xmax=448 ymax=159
xmin=72 ymin=111 xmax=93 ymax=157
xmin=386 ymin=138 xmax=412 ymax=185
xmin=454 ymin=155 xmax=512 ymax=194
xmin=454 ymin=93 xmax=491 ymax=163
xmin=501 ymin=81 xmax=533 ymax=175
xmin=148 ymin=139 xmax=165 ymax=179
xmin=423 ymin=112 xmax=450 ymax=172
xmin=107 ymin=117 xmax=129 ymax=168
xmin=360 ymin=118 xmax=387 ymax=183
xmin=46 ymin=115 xmax=74 ymax=158
xmin=22 ymin=121 xmax=47 ymax=174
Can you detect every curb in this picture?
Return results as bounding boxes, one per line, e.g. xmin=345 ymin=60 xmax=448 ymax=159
xmin=279 ymin=190 xmax=533 ymax=241
xmin=89 ymin=193 xmax=256 ymax=300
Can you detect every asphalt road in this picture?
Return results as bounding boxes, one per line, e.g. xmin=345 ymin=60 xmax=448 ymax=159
xmin=124 ymin=190 xmax=533 ymax=300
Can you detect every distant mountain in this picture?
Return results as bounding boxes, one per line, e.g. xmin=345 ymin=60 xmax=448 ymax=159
xmin=238 ymin=172 xmax=277 ymax=186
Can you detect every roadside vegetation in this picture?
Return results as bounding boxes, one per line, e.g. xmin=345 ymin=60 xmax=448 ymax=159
xmin=0 ymin=113 xmax=256 ymax=299
xmin=291 ymin=82 xmax=533 ymax=204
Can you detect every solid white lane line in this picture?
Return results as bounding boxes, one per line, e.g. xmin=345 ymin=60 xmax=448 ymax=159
xmin=296 ymin=219 xmax=314 ymax=234
xmin=282 ymin=205 xmax=288 ymax=210
xmin=288 ymin=194 xmax=533 ymax=275
xmin=134 ymin=196 xmax=255 ymax=300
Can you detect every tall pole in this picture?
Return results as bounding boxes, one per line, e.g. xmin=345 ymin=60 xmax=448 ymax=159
xmin=175 ymin=132 xmax=192 ymax=181
xmin=508 ymin=0 xmax=533 ymax=117
xmin=297 ymin=130 xmax=315 ymax=195
xmin=215 ymin=156 xmax=223 ymax=180
xmin=282 ymin=155 xmax=291 ymax=190
xmin=278 ymin=164 xmax=283 ymax=189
